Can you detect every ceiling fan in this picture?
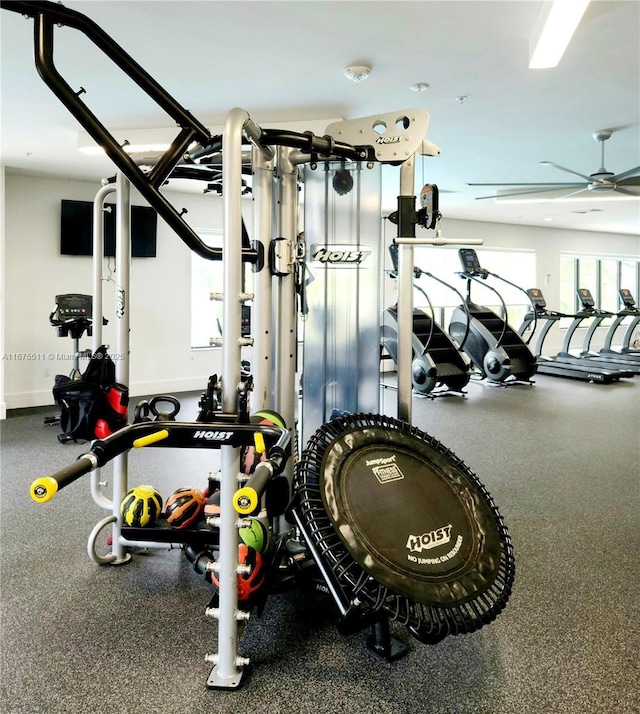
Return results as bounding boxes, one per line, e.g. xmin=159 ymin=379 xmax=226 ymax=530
xmin=469 ymin=130 xmax=640 ymax=201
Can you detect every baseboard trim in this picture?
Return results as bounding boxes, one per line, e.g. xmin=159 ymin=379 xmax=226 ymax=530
xmin=3 ymin=376 xmax=211 ymax=412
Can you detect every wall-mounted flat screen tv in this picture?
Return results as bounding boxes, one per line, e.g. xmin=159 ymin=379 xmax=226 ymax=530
xmin=60 ymin=199 xmax=158 ymax=257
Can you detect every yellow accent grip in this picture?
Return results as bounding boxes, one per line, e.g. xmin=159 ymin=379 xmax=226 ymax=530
xmin=30 ymin=477 xmax=59 ymax=504
xmin=254 ymin=432 xmax=266 ymax=454
xmin=233 ymin=486 xmax=258 ymax=515
xmin=133 ymin=429 xmax=169 ymax=448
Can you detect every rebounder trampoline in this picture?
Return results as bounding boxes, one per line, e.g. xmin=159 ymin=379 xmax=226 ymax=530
xmin=294 ymin=413 xmax=515 ymax=644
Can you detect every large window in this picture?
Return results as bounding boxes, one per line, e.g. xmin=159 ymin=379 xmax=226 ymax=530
xmin=410 ymin=246 xmax=536 ymax=331
xmin=560 ymin=254 xmax=640 ymax=314
xmin=191 ymin=230 xmax=224 ymax=349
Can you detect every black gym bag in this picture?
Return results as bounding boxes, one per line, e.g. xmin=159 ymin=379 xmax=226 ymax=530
xmin=52 ymin=345 xmax=128 ymax=442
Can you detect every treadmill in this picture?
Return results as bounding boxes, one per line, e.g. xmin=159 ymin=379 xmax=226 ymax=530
xmin=519 ymin=288 xmax=632 ymax=384
xmin=556 ymin=288 xmax=639 ymax=375
xmin=588 ymin=288 xmax=640 ymax=364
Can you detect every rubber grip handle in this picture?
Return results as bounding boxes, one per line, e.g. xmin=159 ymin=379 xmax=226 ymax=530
xmin=232 ymin=463 xmax=273 ymax=515
xmin=30 ymin=456 xmax=94 ymax=503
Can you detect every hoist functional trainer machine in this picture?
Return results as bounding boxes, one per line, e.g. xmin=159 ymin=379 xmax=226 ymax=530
xmin=5 ymin=0 xmax=515 ymax=691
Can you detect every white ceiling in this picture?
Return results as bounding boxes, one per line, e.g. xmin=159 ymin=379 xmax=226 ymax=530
xmin=1 ymin=0 xmax=639 ymax=236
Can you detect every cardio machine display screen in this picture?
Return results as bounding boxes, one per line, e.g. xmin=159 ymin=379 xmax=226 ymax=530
xmin=527 ymin=288 xmax=546 ymax=307
xmin=459 ymin=249 xmax=481 ymax=274
xmin=577 ymin=288 xmax=595 ymax=308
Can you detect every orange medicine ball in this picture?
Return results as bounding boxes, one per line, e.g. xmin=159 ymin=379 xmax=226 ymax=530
xmin=165 ymin=488 xmax=205 ymax=529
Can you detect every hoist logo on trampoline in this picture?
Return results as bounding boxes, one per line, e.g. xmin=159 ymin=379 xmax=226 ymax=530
xmin=406 ymin=524 xmax=453 ymax=553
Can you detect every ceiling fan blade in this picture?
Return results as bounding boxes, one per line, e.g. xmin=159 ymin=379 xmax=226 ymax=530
xmin=612 ymin=166 xmax=640 ymax=182
xmin=613 ymin=186 xmax=640 ymax=196
xmin=554 ymin=187 xmax=590 ymax=199
xmin=618 ymin=176 xmax=640 ymax=186
xmin=474 ymin=185 xmax=583 ymax=200
xmin=540 ymin=161 xmax=594 ymax=182
xmin=468 ymin=182 xmax=581 ymax=187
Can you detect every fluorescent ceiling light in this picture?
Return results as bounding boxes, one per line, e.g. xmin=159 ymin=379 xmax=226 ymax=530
xmin=77 ymin=127 xmax=179 ymax=156
xmin=529 ymin=0 xmax=590 ymax=69
xmin=78 ymin=143 xmax=172 ymax=156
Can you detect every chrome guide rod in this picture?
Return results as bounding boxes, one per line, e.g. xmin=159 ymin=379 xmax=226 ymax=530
xmin=250 ymin=145 xmax=274 ymax=412
xmin=275 ymin=145 xmax=298 ymax=471
xmin=91 ymin=182 xmax=116 ymax=512
xmin=396 ymin=156 xmax=416 ymax=423
xmin=92 ymin=183 xmax=115 ymax=352
xmin=110 ymin=172 xmax=132 ymax=565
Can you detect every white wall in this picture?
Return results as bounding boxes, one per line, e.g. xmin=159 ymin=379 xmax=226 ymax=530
xmin=3 ymin=172 xmax=233 ymax=410
xmin=2 ymin=170 xmax=639 ymax=411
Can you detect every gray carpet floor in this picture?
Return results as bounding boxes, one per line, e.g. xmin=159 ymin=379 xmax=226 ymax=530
xmin=1 ymin=372 xmax=638 ymax=714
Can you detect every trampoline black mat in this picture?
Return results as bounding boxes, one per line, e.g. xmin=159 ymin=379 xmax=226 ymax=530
xmin=294 ymin=413 xmax=515 ymax=643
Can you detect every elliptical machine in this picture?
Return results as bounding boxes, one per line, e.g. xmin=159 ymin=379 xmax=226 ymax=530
xmin=449 ymin=249 xmax=537 ymax=385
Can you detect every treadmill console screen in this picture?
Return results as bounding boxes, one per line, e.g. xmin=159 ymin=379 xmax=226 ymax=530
xmin=527 ymin=288 xmax=547 ymax=308
xmin=577 ymin=288 xmax=595 ymax=308
xmin=619 ymin=288 xmax=636 ymax=308
xmin=459 ymin=248 xmax=483 ymax=275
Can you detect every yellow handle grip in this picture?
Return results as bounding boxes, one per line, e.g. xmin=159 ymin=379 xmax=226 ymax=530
xmin=233 ymin=486 xmax=259 ymax=515
xmin=133 ymin=429 xmax=169 ymax=448
xmin=30 ymin=477 xmax=59 ymax=504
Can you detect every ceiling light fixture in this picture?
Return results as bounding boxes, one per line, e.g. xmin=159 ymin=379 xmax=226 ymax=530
xmin=77 ymin=127 xmax=180 ymax=155
xmin=496 ymin=194 xmax=637 ymax=204
xmin=344 ymin=65 xmax=371 ymax=82
xmin=410 ymin=82 xmax=429 ymax=92
xmin=529 ymin=0 xmax=591 ymax=69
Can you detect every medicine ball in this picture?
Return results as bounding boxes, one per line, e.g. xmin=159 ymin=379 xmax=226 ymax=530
xmin=242 ymin=410 xmax=286 ymax=474
xmin=210 ymin=544 xmax=267 ymax=605
xmin=238 ymin=517 xmax=270 ymax=553
xmin=120 ymin=485 xmax=163 ymax=527
xmin=165 ymin=487 xmax=205 ymax=529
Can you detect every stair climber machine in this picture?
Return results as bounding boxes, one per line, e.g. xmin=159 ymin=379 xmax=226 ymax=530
xmin=518 ymin=288 xmax=632 ymax=384
xmin=7 ymin=0 xmax=515 ymax=693
xmin=600 ymin=289 xmax=640 ymax=359
xmin=571 ymin=288 xmax=640 ymax=370
xmin=381 ymin=244 xmax=472 ymax=396
xmin=449 ymin=249 xmax=537 ymax=385
xmin=555 ymin=288 xmax=638 ymax=376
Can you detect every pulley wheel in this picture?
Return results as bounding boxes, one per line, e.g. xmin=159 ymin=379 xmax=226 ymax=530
xmin=295 ymin=413 xmax=514 ymax=643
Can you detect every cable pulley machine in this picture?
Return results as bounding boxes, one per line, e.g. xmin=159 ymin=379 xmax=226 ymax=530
xmin=5 ymin=0 xmax=515 ymax=692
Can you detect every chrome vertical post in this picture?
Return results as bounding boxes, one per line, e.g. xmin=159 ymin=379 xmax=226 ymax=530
xmin=209 ymin=107 xmax=247 ymax=689
xmin=110 ymin=171 xmax=131 ymax=565
xmin=250 ymin=145 xmax=274 ymax=412
xmin=91 ymin=182 xmax=116 ymax=511
xmin=274 ymin=146 xmax=298 ymax=472
xmin=396 ymin=156 xmax=416 ymax=423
